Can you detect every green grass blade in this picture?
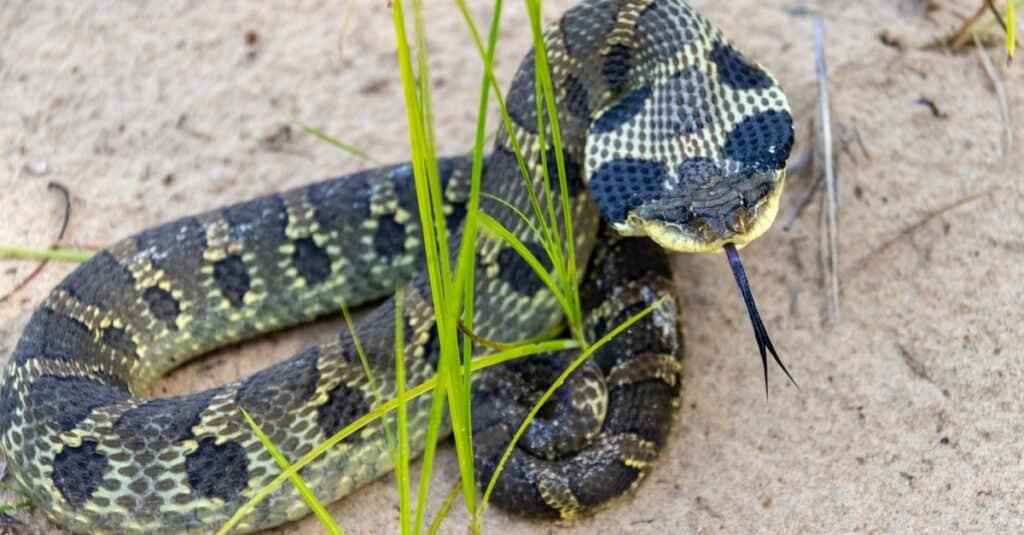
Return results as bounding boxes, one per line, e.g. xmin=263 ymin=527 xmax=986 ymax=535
xmin=524 ymin=0 xmax=583 ymax=341
xmin=295 ymin=123 xmax=380 ymax=164
xmin=0 ymin=246 xmax=94 ymax=263
xmin=477 ymin=213 xmax=571 ymax=316
xmin=240 ymin=409 xmax=344 ymax=535
xmin=453 ymin=2 xmax=557 ymax=250
xmin=391 ymin=0 xmax=480 ymax=526
xmin=476 ymin=297 xmax=669 ymax=527
xmin=427 ymin=480 xmax=463 ymax=535
xmin=393 ymin=289 xmax=412 ymax=534
xmin=1008 ymin=0 xmax=1017 ymax=59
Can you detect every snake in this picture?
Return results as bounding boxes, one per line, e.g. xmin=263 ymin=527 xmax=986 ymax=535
xmin=0 ymin=0 xmax=793 ymax=532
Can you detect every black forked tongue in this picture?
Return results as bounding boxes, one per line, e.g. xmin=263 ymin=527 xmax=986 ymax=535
xmin=724 ymin=243 xmax=797 ymax=397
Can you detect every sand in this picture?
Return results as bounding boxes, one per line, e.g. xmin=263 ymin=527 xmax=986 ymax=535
xmin=1 ymin=0 xmax=1022 ymax=533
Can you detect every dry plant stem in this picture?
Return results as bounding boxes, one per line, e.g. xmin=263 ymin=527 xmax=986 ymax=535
xmin=781 ymin=171 xmax=823 ymax=231
xmin=973 ymin=33 xmax=1013 ymax=158
xmin=0 ymin=182 xmax=73 ymax=303
xmin=950 ymin=2 xmax=995 ymax=51
xmin=813 ymin=17 xmax=841 ymax=326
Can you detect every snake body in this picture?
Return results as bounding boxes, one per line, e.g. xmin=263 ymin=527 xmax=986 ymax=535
xmin=0 ymin=1 xmax=792 ymax=532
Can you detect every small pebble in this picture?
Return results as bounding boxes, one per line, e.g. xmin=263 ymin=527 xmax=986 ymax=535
xmin=26 ymin=159 xmax=48 ymax=175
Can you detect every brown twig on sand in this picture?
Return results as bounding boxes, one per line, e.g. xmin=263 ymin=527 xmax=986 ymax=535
xmin=813 ymin=17 xmax=841 ymax=327
xmin=844 ymin=189 xmax=994 ymax=280
xmin=930 ymin=0 xmax=1015 ymax=53
xmin=0 ymin=182 xmax=73 ymax=304
xmin=973 ymin=34 xmax=1013 ymax=158
xmin=781 ymin=172 xmax=823 ymax=232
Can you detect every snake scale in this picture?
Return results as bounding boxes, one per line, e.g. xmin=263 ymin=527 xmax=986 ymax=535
xmin=0 ymin=0 xmax=793 ymax=532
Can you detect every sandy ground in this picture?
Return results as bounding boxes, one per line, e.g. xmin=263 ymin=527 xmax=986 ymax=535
xmin=2 ymin=0 xmax=1022 ymax=533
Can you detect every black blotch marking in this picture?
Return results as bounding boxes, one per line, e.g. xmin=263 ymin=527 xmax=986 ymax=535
xmin=581 ymin=236 xmax=671 ymax=312
xmin=564 ymin=74 xmax=590 ymax=119
xmin=308 ymin=172 xmax=372 ymax=230
xmin=222 ymin=194 xmax=287 ymax=244
xmin=720 ymin=110 xmax=794 ymax=172
xmin=390 ymin=162 xmax=417 ymax=207
xmin=591 ymin=86 xmax=652 ymax=134
xmin=213 ymin=254 xmax=250 ymax=308
xmin=445 ymin=202 xmax=467 ymax=232
xmin=28 ymin=375 xmax=128 ymax=432
xmin=317 ymin=380 xmax=370 ymax=438
xmin=135 ymin=217 xmax=206 ymax=269
xmin=101 ymin=325 xmax=136 ymax=358
xmin=236 ymin=347 xmax=320 ymax=414
xmin=602 ymin=44 xmax=633 ymax=96
xmin=113 ymin=390 xmax=217 ymax=443
xmin=291 ymin=238 xmax=331 ymax=286
xmin=544 ymin=147 xmax=584 ymax=198
xmin=52 ymin=440 xmax=108 ymax=509
xmin=18 ymin=308 xmax=93 ymax=363
xmin=143 ymin=286 xmax=180 ymax=329
xmin=506 ymin=50 xmax=538 ymax=133
xmin=567 ymin=458 xmax=640 ymax=508
xmin=184 ymin=438 xmax=249 ymax=501
xmin=494 ymin=242 xmax=550 ymax=296
xmin=405 ymin=320 xmax=440 ymax=370
xmin=57 ymin=251 xmax=135 ymax=308
xmin=373 ymin=215 xmax=407 ymax=262
xmin=589 ymin=300 xmax=672 ymax=373
xmin=477 ymin=449 xmax=558 ymax=518
xmin=588 ymin=158 xmax=665 ymax=222
xmin=604 ymin=379 xmax=679 ymax=445
xmin=709 ymin=41 xmax=773 ymax=91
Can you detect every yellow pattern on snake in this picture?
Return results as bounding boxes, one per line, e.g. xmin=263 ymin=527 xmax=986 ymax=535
xmin=0 ymin=1 xmax=792 ymax=532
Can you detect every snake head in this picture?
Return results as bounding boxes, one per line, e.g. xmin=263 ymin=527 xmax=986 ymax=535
xmin=579 ymin=3 xmax=794 ymax=253
xmin=621 ymin=158 xmax=787 ymax=253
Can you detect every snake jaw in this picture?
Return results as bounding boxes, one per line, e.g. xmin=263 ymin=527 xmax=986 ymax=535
xmin=724 ymin=242 xmax=797 ymax=396
xmin=626 ymin=172 xmax=786 ymax=254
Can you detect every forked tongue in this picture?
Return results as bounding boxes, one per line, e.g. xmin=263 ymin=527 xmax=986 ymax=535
xmin=723 ymin=243 xmax=797 ymax=397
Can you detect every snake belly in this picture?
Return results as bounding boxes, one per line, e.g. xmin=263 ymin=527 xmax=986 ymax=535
xmin=0 ymin=0 xmax=794 ymax=532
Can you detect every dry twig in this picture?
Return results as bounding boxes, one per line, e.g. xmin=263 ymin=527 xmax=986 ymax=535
xmin=0 ymin=182 xmax=73 ymax=304
xmin=813 ymin=18 xmax=841 ymax=327
xmin=973 ymin=33 xmax=1013 ymax=158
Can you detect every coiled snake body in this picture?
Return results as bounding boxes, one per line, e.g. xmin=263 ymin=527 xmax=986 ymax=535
xmin=0 ymin=1 xmax=792 ymax=532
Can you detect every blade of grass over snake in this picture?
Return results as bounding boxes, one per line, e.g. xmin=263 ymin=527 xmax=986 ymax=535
xmin=477 ymin=213 xmax=572 ymax=317
xmin=339 ymin=295 xmax=398 ymax=459
xmin=393 ymin=289 xmax=412 ymax=533
xmin=240 ymin=409 xmax=344 ymax=535
xmin=454 ymin=3 xmax=557 ymax=250
xmin=475 ymin=297 xmax=669 ymax=527
xmin=218 ymin=339 xmax=576 ymax=534
xmin=524 ymin=0 xmax=584 ymax=341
